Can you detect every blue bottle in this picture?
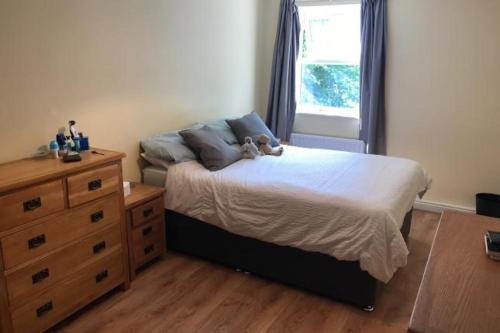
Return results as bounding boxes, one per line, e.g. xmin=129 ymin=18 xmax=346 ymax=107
xmin=49 ymin=140 xmax=59 ymax=159
xmin=80 ymin=137 xmax=90 ymax=151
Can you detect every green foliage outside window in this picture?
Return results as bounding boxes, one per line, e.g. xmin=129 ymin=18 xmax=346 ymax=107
xmin=300 ymin=64 xmax=360 ymax=109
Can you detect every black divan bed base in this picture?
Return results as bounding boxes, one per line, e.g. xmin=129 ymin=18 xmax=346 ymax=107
xmin=165 ymin=209 xmax=413 ymax=310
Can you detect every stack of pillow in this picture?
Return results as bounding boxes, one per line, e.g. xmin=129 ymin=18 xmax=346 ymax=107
xmin=141 ymin=112 xmax=280 ymax=171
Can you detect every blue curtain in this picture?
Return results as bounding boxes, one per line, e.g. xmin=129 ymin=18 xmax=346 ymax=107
xmin=359 ymin=0 xmax=387 ymax=155
xmin=266 ymin=0 xmax=301 ymax=142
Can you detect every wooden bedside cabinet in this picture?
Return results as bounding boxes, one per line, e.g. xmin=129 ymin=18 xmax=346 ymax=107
xmin=124 ymin=182 xmax=166 ymax=280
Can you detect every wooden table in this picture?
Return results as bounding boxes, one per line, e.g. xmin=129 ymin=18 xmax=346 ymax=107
xmin=409 ymin=211 xmax=500 ymax=333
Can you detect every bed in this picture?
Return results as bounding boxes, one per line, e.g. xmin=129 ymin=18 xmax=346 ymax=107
xmin=144 ymin=145 xmax=430 ymax=310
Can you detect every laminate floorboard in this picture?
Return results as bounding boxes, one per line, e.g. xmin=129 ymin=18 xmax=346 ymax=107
xmin=56 ymin=210 xmax=440 ymax=333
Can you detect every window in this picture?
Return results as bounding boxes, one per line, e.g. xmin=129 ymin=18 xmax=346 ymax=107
xmin=296 ymin=2 xmax=361 ymax=118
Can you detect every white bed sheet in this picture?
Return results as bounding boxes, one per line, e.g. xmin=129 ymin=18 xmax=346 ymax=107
xmin=165 ymin=146 xmax=431 ymax=282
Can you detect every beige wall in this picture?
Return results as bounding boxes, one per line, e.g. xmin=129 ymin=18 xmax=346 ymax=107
xmin=0 ymin=0 xmax=261 ymax=181
xmin=261 ymin=0 xmax=500 ymax=209
xmin=386 ymin=0 xmax=500 ymax=209
xmin=255 ymin=0 xmax=280 ymax=118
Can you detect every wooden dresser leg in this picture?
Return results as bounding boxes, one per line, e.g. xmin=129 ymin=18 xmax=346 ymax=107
xmin=130 ymin=266 xmax=136 ymax=281
xmin=120 ymin=279 xmax=131 ymax=291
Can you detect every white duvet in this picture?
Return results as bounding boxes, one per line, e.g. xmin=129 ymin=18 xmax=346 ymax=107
xmin=165 ymin=146 xmax=431 ymax=283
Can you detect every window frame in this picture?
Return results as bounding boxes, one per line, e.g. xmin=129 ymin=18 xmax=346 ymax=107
xmin=295 ymin=0 xmax=361 ymax=119
xmin=296 ymin=0 xmax=360 ymax=7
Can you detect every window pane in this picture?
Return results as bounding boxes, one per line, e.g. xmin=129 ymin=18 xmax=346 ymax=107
xmin=300 ymin=64 xmax=360 ymax=109
xmin=300 ymin=5 xmax=360 ymax=63
xmin=297 ymin=3 xmax=361 ymax=116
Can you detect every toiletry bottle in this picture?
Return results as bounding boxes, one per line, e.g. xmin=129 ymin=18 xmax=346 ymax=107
xmin=49 ymin=140 xmax=59 ymax=159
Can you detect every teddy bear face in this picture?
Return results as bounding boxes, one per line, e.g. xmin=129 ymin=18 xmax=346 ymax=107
xmin=258 ymin=134 xmax=270 ymax=144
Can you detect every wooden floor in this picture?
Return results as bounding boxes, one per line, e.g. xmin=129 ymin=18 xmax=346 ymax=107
xmin=56 ymin=210 xmax=440 ymax=333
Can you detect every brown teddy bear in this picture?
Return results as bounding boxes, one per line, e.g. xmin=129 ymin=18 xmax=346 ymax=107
xmin=257 ymin=134 xmax=284 ymax=156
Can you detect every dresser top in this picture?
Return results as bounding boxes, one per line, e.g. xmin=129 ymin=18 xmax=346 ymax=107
xmin=0 ymin=149 xmax=125 ymax=193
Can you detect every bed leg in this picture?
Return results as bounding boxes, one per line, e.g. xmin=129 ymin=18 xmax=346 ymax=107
xmin=362 ymin=305 xmax=375 ymax=312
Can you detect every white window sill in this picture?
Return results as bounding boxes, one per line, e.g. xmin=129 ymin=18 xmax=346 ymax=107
xmin=296 ymin=106 xmax=359 ymax=120
xmin=293 ymin=112 xmax=360 ymax=139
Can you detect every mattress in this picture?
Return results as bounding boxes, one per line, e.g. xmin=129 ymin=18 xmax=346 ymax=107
xmin=165 ymin=146 xmax=431 ymax=282
xmin=143 ymin=166 xmax=167 ymax=188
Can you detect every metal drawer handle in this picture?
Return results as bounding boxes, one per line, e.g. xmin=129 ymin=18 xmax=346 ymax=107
xmin=144 ymin=244 xmax=154 ymax=255
xmin=36 ymin=301 xmax=53 ymax=317
xmin=142 ymin=226 xmax=153 ymax=237
xmin=23 ymin=197 xmax=42 ymax=212
xmin=143 ymin=207 xmax=154 ymax=218
xmin=88 ymin=179 xmax=102 ymax=192
xmin=93 ymin=241 xmax=106 ymax=254
xmin=28 ymin=234 xmax=46 ymax=249
xmin=32 ymin=268 xmax=50 ymax=284
xmin=91 ymin=210 xmax=104 ymax=223
xmin=95 ymin=270 xmax=108 ymax=283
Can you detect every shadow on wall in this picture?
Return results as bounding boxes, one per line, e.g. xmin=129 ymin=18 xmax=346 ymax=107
xmin=255 ymin=0 xmax=282 ymax=119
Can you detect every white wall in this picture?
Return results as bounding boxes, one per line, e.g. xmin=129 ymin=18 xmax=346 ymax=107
xmin=261 ymin=0 xmax=500 ymax=209
xmin=0 ymin=0 xmax=261 ymax=181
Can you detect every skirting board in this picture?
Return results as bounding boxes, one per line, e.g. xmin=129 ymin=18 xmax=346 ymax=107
xmin=414 ymin=199 xmax=475 ymax=214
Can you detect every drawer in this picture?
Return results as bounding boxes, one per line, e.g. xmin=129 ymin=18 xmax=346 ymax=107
xmin=132 ymin=233 xmax=163 ymax=267
xmin=11 ymin=251 xmax=124 ymax=333
xmin=132 ymin=216 xmax=164 ymax=245
xmin=1 ymin=194 xmax=120 ymax=270
xmin=5 ymin=224 xmax=122 ymax=307
xmin=131 ymin=196 xmax=163 ymax=227
xmin=0 ymin=180 xmax=64 ymax=232
xmin=67 ymin=164 xmax=120 ymax=207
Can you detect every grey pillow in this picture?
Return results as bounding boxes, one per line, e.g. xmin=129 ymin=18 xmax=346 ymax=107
xmin=140 ymin=132 xmax=196 ymax=163
xmin=194 ymin=119 xmax=239 ymax=145
xmin=226 ymin=112 xmax=279 ymax=147
xmin=179 ymin=126 xmax=242 ymax=171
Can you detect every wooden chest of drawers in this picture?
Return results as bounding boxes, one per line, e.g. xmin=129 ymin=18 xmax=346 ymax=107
xmin=124 ymin=183 xmax=166 ymax=280
xmin=0 ymin=149 xmax=130 ymax=332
